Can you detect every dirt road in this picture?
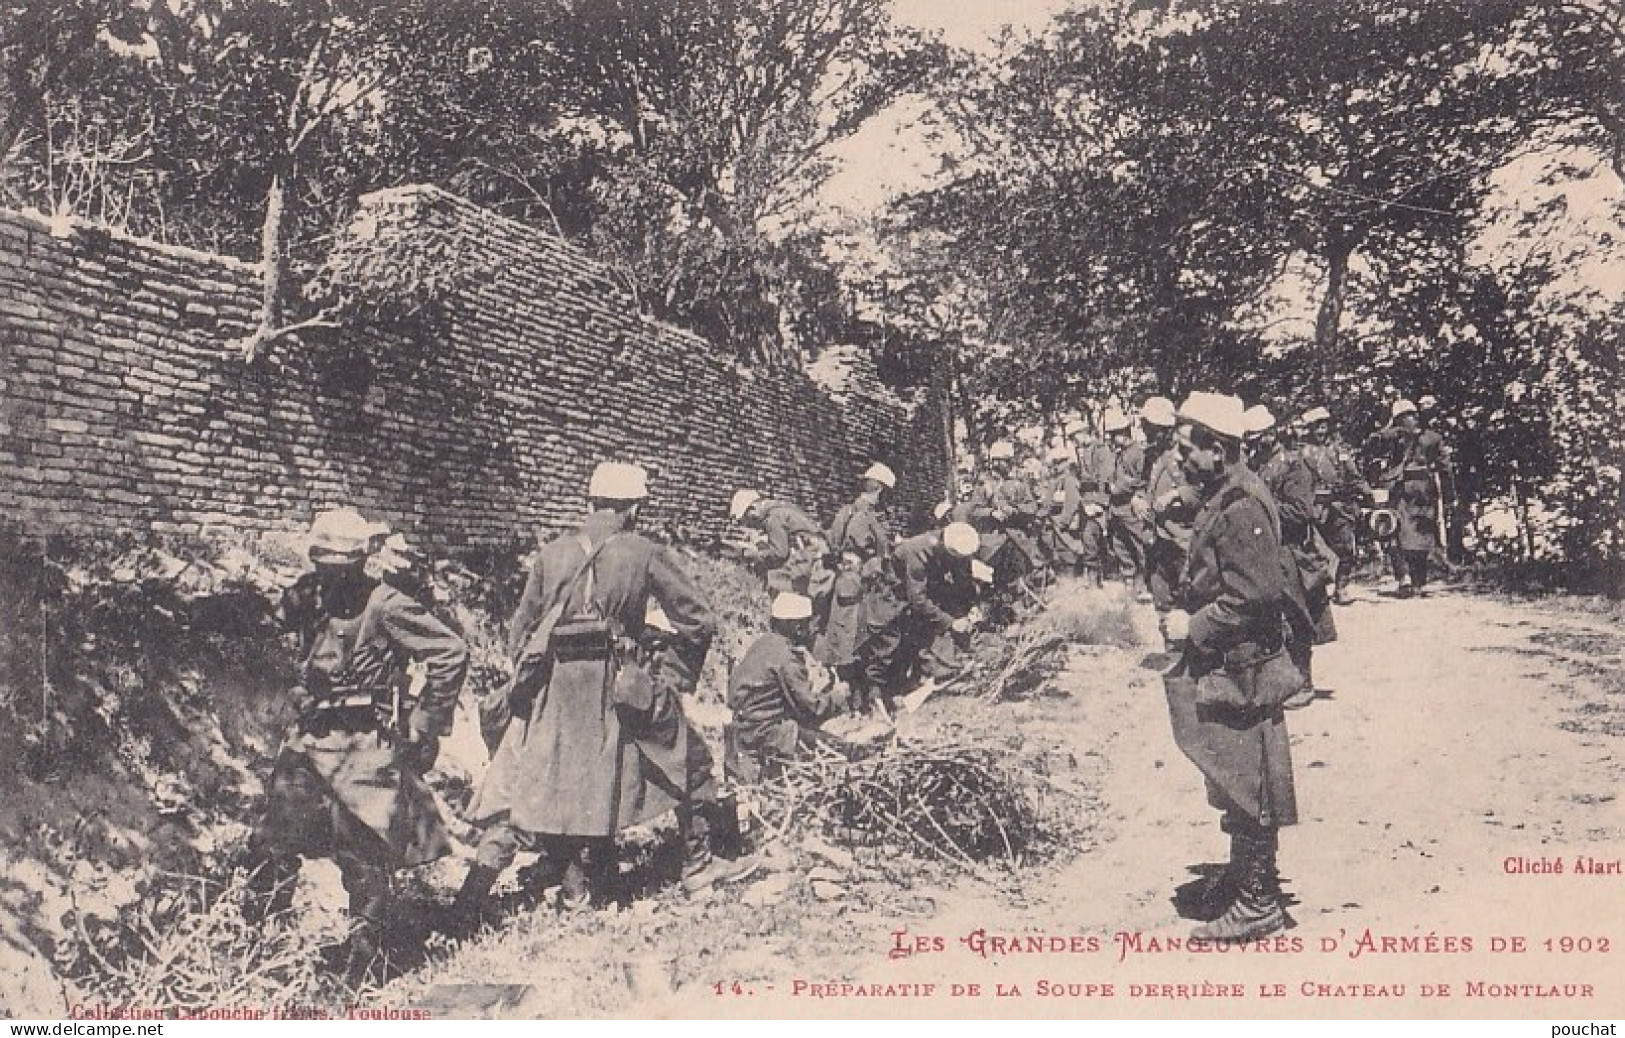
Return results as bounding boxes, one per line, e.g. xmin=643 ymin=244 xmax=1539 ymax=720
xmin=647 ymin=583 xmax=1625 ymax=1019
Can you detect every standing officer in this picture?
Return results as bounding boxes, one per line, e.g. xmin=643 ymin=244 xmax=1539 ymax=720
xmin=247 ymin=508 xmax=469 ymax=978
xmin=727 ymin=489 xmax=830 ymax=596
xmin=1298 ymin=407 xmax=1373 ymax=604
xmin=1365 ymin=399 xmax=1446 ymax=596
xmin=459 ymin=462 xmax=746 ymax=916
xmin=1160 ymin=394 xmax=1300 ymax=943
xmin=1068 ymin=417 xmax=1115 ymax=585
xmin=1104 ymin=408 xmax=1148 ymax=586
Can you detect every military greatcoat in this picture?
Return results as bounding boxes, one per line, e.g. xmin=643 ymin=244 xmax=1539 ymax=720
xmin=469 ymin=511 xmax=715 ymax=837
xmin=1164 ymin=466 xmax=1299 ymax=829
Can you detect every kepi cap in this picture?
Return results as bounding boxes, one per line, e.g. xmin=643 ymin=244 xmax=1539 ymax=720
xmin=1242 ymin=404 xmax=1276 ymax=437
xmin=863 ymin=462 xmax=897 ymax=489
xmin=1391 ymin=399 xmax=1418 ymax=417
xmin=942 ymin=522 xmax=980 ymax=558
xmin=1177 ymin=392 xmax=1248 ymax=440
xmin=1102 ymin=409 xmax=1133 ymax=433
xmin=987 ymin=441 xmax=1015 ymax=461
xmin=1140 ymin=396 xmax=1177 ymax=427
xmin=589 ymin=461 xmax=648 ymax=500
xmin=729 ymin=489 xmax=761 ymax=520
xmin=1300 ymin=406 xmax=1331 ymax=425
xmin=770 ymin=592 xmax=814 ymax=622
xmin=308 ymin=507 xmax=387 ymax=562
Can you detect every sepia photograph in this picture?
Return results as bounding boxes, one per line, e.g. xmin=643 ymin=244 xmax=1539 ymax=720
xmin=0 ymin=0 xmax=1621 ymax=1024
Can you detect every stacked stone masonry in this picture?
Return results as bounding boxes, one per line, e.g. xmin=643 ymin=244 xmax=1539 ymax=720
xmin=0 ymin=186 xmax=948 ymax=550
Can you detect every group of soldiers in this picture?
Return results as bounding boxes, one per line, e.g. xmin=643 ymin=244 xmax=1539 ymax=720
xmin=242 ymin=389 xmax=1454 ymax=976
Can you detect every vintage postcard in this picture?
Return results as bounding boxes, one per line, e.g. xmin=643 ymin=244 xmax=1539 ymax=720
xmin=0 ymin=0 xmax=1620 ymax=1024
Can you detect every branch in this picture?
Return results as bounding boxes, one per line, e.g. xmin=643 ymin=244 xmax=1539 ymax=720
xmin=233 ymin=313 xmax=341 ymax=364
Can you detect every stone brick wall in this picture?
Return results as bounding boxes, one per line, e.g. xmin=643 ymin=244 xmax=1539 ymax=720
xmin=0 ymin=186 xmax=948 ymax=551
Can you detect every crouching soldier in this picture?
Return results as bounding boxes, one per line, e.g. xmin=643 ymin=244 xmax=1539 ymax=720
xmin=726 ymin=592 xmax=849 ymax=779
xmin=727 ymin=489 xmax=831 ymax=599
xmin=245 ymin=508 xmax=469 ymax=978
xmin=854 ymin=521 xmax=983 ymax=713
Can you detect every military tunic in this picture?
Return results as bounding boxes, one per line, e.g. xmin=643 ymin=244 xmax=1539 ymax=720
xmin=1145 ymin=446 xmax=1200 ymax=610
xmin=470 ymin=511 xmax=715 ymax=837
xmin=749 ymin=498 xmax=830 ymax=596
xmin=818 ymin=496 xmax=893 ymax=667
xmin=1073 ymin=441 xmax=1116 ymax=572
xmin=1040 ymin=465 xmax=1086 ymax=570
xmin=1258 ymin=446 xmax=1336 ymax=646
xmin=1164 ymin=467 xmax=1299 ymax=829
xmin=1107 ymin=441 xmax=1150 ymax=576
xmin=255 ymin=579 xmax=468 ymax=870
xmin=727 ymin=631 xmax=842 ymax=764
xmin=1300 ymin=437 xmax=1371 ymax=589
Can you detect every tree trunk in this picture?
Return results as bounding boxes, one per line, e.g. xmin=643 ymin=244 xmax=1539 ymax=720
xmin=259 ymin=168 xmax=288 ymax=334
xmin=1314 ymin=242 xmax=1353 ymax=398
xmin=940 ymin=346 xmax=958 ymax=502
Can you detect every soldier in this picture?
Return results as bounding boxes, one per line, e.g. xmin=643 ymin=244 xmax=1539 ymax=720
xmin=1104 ymin=408 xmax=1149 ymax=586
xmin=1140 ymin=397 xmax=1195 ymax=615
xmin=855 ymin=521 xmax=983 ymax=712
xmin=818 ymin=463 xmax=897 ymax=676
xmin=1039 ymin=442 xmax=1085 ymax=576
xmin=966 ymin=440 xmax=1044 ymax=584
xmin=1298 ymin=406 xmax=1373 ymax=604
xmin=1160 ymin=393 xmax=1301 ymax=943
xmin=1365 ymin=399 xmax=1447 ymax=596
xmin=1246 ymin=406 xmax=1333 ymax=711
xmin=727 ymin=489 xmax=831 ymax=597
xmin=726 ymin=592 xmax=848 ymax=779
xmin=457 ymin=462 xmax=750 ymax=917
xmin=246 ymin=508 xmax=469 ymax=978
xmin=1068 ymin=417 xmax=1115 ymax=585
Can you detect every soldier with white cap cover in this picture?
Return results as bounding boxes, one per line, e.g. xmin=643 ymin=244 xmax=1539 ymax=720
xmin=818 ymin=461 xmax=898 ymax=672
xmin=965 ymin=439 xmax=1043 ymax=582
xmin=854 ymin=521 xmax=984 ymax=713
xmin=1039 ymin=440 xmax=1086 ymax=573
xmin=1105 ymin=406 xmax=1150 ymax=584
xmin=1067 ymin=414 xmax=1115 ymax=584
xmin=247 ymin=507 xmax=469 ymax=978
xmin=1158 ymin=391 xmax=1303 ymax=944
xmin=1364 ymin=398 xmax=1447 ymax=596
xmin=1141 ymin=396 xmax=1196 ymax=613
xmin=460 ymin=461 xmax=751 ymax=916
xmin=1298 ymin=405 xmax=1373 ymax=604
xmin=726 ymin=591 xmax=848 ymax=779
xmin=1246 ymin=404 xmax=1334 ymax=711
xmin=727 ymin=487 xmax=829 ymax=596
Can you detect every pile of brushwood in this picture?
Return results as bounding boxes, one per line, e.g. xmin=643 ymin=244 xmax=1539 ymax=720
xmin=747 ymin=743 xmax=1044 ymax=872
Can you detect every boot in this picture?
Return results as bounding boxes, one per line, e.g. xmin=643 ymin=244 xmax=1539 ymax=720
xmin=1180 ymin=833 xmax=1243 ymax=921
xmin=338 ymin=857 xmax=391 ymax=983
xmin=449 ymin=863 xmax=502 ymax=935
xmin=680 ymin=800 xmax=761 ymax=894
xmin=240 ymin=845 xmax=299 ymax=926
xmin=1190 ymin=831 xmax=1285 ymax=943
